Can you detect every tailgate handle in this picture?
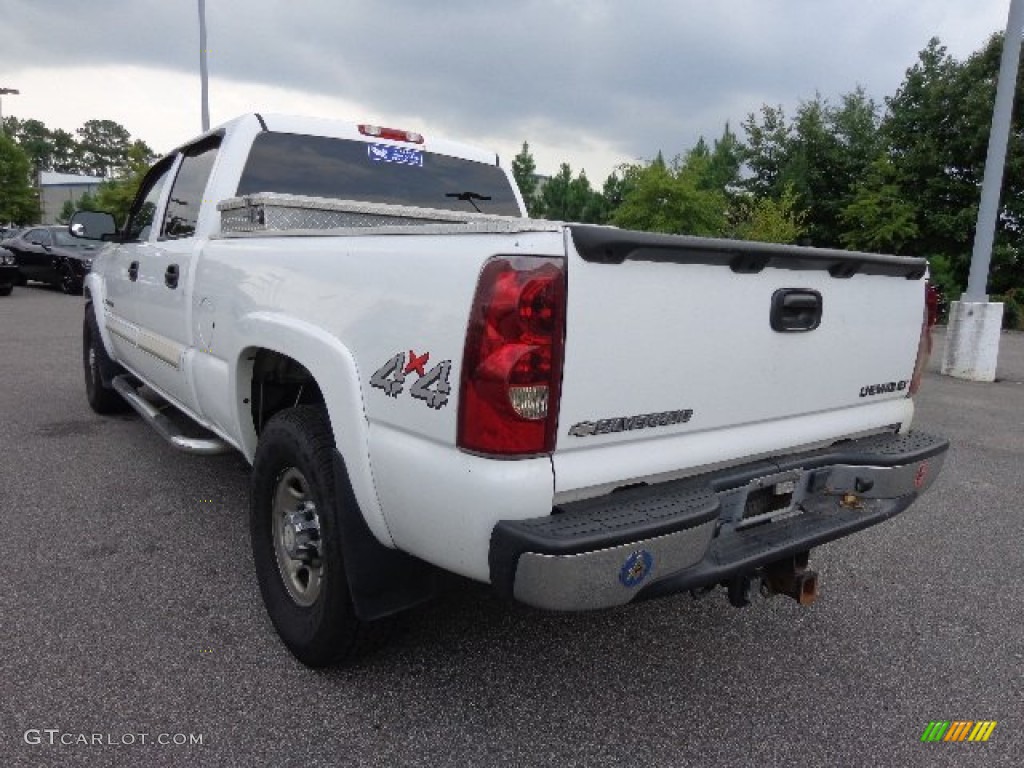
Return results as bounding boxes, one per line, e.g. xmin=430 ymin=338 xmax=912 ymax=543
xmin=128 ymin=261 xmax=139 ymax=282
xmin=771 ymin=289 xmax=822 ymax=332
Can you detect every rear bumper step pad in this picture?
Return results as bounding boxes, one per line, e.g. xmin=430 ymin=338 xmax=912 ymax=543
xmin=489 ymin=431 xmax=948 ymax=611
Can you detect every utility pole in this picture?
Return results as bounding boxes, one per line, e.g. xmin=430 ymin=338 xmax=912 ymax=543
xmin=941 ymin=0 xmax=1024 ymax=381
xmin=965 ymin=0 xmax=1024 ymax=301
xmin=198 ymin=0 xmax=210 ymax=132
xmin=0 ymin=87 xmax=20 ymax=136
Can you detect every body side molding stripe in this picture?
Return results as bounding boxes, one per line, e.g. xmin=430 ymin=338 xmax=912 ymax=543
xmin=104 ymin=311 xmax=184 ymax=370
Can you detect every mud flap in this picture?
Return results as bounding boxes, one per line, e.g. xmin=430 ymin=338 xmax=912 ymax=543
xmin=331 ymin=449 xmax=436 ymax=620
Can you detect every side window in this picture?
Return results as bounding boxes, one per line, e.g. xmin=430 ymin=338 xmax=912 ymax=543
xmin=161 ymin=136 xmax=221 ymax=240
xmin=26 ymin=229 xmax=45 ymax=244
xmin=38 ymin=230 xmax=53 ymax=246
xmin=124 ymin=158 xmax=175 ymax=242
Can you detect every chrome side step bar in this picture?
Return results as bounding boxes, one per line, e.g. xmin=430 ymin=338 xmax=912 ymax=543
xmin=112 ymin=375 xmax=231 ymax=456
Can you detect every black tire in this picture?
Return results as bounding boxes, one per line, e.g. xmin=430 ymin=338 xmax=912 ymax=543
xmin=0 ymin=283 xmax=11 ymax=296
xmin=250 ymin=406 xmax=377 ymax=667
xmin=83 ymin=304 xmax=128 ymax=414
xmin=60 ymin=264 xmax=81 ymax=295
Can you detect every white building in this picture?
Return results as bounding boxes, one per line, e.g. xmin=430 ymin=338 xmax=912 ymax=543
xmin=39 ymin=171 xmax=104 ymax=224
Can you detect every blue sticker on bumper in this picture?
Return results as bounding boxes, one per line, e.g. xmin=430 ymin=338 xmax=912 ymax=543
xmin=620 ymin=550 xmax=654 ymax=588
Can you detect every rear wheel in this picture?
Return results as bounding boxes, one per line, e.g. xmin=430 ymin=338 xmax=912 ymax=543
xmin=250 ymin=406 xmax=376 ymax=666
xmin=83 ymin=305 xmax=128 ymax=414
xmin=0 ymin=283 xmax=12 ymax=296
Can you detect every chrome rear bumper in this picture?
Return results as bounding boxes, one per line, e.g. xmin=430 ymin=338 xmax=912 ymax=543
xmin=489 ymin=431 xmax=948 ymax=611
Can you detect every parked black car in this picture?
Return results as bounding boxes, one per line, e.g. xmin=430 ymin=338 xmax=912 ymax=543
xmin=0 ymin=226 xmax=100 ymax=294
xmin=0 ymin=246 xmax=17 ymax=296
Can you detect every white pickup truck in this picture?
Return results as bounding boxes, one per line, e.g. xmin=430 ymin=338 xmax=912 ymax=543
xmin=72 ymin=113 xmax=948 ymax=666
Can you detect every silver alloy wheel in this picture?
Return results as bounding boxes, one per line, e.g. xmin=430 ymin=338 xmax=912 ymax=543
xmin=271 ymin=467 xmax=324 ymax=607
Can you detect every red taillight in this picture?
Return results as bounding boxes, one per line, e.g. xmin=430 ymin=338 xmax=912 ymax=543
xmin=358 ymin=124 xmax=424 ymax=144
xmin=909 ymin=281 xmax=933 ymax=396
xmin=458 ymin=256 xmax=566 ymax=456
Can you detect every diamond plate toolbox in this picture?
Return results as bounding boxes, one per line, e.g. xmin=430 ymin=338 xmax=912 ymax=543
xmin=217 ymin=193 xmax=511 ymax=234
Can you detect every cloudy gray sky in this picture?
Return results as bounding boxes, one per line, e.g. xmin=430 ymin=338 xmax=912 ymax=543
xmin=0 ymin=0 xmax=1013 ymax=180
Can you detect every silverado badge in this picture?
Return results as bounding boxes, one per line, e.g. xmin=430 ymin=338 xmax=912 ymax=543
xmin=568 ymin=409 xmax=693 ymax=438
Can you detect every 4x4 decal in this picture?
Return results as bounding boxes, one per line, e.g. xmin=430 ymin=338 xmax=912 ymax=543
xmin=370 ymin=350 xmax=451 ymax=410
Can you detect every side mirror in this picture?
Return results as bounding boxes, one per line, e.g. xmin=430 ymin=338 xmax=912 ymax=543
xmin=69 ymin=210 xmax=118 ymax=241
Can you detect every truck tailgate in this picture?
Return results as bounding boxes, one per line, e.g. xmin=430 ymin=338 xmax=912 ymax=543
xmin=553 ymin=226 xmax=928 ymax=496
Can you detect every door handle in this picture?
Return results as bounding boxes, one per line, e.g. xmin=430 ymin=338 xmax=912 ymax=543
xmin=770 ymin=289 xmax=822 ymax=332
xmin=165 ymin=264 xmax=180 ymax=289
xmin=128 ymin=261 xmax=139 ymax=282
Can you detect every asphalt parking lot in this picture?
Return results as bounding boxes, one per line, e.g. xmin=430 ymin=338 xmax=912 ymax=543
xmin=1 ymin=284 xmax=1022 ymax=767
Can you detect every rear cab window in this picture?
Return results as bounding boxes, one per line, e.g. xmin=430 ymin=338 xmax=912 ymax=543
xmin=236 ymin=132 xmax=521 ymax=217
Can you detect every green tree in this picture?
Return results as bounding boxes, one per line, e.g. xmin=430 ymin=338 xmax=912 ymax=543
xmin=572 ymin=170 xmax=609 ymax=223
xmin=56 ymin=190 xmax=97 ymax=224
xmin=881 ymin=35 xmax=1024 ymax=295
xmin=741 ymin=105 xmax=791 ymax=200
xmin=51 ymin=129 xmax=83 ymax=174
xmin=10 ymin=118 xmax=54 ymax=174
xmin=785 ymin=97 xmax=842 ymax=244
xmin=535 ymin=163 xmax=571 ymax=219
xmin=0 ymin=135 xmax=37 ymax=224
xmin=881 ymin=39 xmax=975 ymax=271
xmin=4 ymin=116 xmax=138 ymax=176
xmin=536 ymin=163 xmax=607 ymax=223
xmin=741 ymin=90 xmax=881 ymax=247
xmin=701 ymin=124 xmax=744 ymax=194
xmin=92 ymin=141 xmax=156 ymax=225
xmin=839 ymin=155 xmax=918 ymax=253
xmin=511 ymin=141 xmax=539 ymax=215
xmin=730 ymin=184 xmax=807 ymax=244
xmin=57 ymin=199 xmax=76 ymax=224
xmin=76 ymin=119 xmax=134 ymax=178
xmin=1 ymin=116 xmax=19 ymax=136
xmin=611 ymin=153 xmax=725 ymax=236
xmin=832 ymin=88 xmax=885 ymax=173
xmin=600 ymin=168 xmax=632 ymax=222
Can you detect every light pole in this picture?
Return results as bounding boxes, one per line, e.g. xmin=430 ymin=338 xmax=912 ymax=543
xmin=941 ymin=0 xmax=1024 ymax=381
xmin=198 ymin=0 xmax=210 ymax=132
xmin=0 ymin=87 xmax=20 ymax=136
xmin=965 ymin=0 xmax=1024 ymax=301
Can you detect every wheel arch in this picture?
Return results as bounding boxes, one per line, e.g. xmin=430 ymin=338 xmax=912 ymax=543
xmin=82 ymin=279 xmax=119 ymax=369
xmin=231 ymin=312 xmax=393 ymax=547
